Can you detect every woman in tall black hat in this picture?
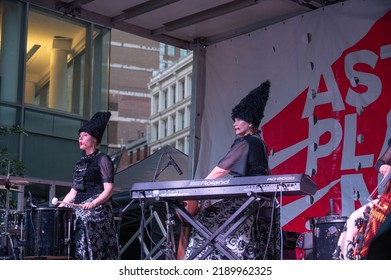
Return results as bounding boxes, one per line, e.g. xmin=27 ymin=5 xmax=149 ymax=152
xmin=59 ymin=111 xmax=119 ymax=260
xmin=178 ymin=80 xmax=280 ymax=260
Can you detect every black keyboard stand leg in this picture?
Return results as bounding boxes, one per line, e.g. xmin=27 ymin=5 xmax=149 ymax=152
xmin=139 ymin=200 xmax=145 ymax=260
xmin=173 ymin=196 xmax=258 ymax=260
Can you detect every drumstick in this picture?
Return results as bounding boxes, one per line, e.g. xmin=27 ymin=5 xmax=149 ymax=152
xmin=52 ymin=197 xmax=82 ymax=207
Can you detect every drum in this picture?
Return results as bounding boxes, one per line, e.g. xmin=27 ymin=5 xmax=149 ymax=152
xmin=313 ymin=215 xmax=347 ymax=260
xmin=0 ymin=209 xmax=24 ymax=234
xmin=24 ymin=207 xmax=75 ymax=259
xmin=0 ymin=209 xmax=24 ymax=259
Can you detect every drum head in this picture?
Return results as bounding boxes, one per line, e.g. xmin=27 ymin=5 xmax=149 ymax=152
xmin=315 ymin=215 xmax=347 ymax=224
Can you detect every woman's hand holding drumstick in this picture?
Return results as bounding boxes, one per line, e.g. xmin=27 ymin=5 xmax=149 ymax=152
xmin=52 ymin=197 xmax=82 ymax=207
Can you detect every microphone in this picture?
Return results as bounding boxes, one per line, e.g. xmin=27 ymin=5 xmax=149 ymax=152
xmin=168 ymin=154 xmax=183 ymax=175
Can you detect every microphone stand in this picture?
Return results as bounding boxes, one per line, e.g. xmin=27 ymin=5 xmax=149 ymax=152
xmin=1 ymin=163 xmax=17 ymax=259
xmin=146 ymin=154 xmax=177 ymax=260
xmin=132 ymin=153 xmax=179 ymax=260
xmin=152 ymin=161 xmax=171 ymax=182
xmin=2 ymin=186 xmax=21 ymax=260
xmin=162 ymin=201 xmax=176 ymax=260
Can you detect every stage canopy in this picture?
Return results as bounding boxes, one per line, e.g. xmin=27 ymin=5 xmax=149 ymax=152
xmin=22 ymin=0 xmax=331 ymax=49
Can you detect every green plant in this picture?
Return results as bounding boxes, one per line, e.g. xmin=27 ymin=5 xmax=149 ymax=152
xmin=0 ymin=125 xmax=27 ymax=208
xmin=0 ymin=125 xmax=27 ymax=176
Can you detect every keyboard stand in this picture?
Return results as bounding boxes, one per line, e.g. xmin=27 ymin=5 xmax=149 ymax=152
xmin=172 ymin=195 xmax=260 ymax=260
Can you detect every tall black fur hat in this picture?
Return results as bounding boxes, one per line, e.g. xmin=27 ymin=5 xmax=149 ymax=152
xmin=78 ymin=111 xmax=111 ymax=143
xmin=231 ymin=80 xmax=270 ymax=127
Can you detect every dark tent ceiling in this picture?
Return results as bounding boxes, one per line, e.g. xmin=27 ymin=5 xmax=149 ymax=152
xmin=22 ymin=0 xmax=347 ymax=49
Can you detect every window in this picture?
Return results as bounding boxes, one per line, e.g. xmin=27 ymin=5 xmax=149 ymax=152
xmin=179 ymin=49 xmax=188 ymax=57
xmin=178 ymin=110 xmax=184 ymax=130
xmin=178 ymin=79 xmax=185 ymax=100
xmin=163 ymin=119 xmax=167 ymax=137
xmin=170 ymin=84 xmax=176 ymax=106
xmin=136 ymin=148 xmax=140 ymax=161
xmin=172 ymin=114 xmax=176 ymax=133
xmin=23 ymin=7 xmax=110 ymax=116
xmin=152 ymin=93 xmax=159 ymax=114
xmin=167 ymin=45 xmax=175 ymax=56
xmin=161 ymin=89 xmax=168 ymax=110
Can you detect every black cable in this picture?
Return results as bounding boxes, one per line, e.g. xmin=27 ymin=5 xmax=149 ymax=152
xmin=262 ymin=192 xmax=277 ymax=260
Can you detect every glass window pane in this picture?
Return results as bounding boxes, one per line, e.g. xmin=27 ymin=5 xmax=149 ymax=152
xmin=0 ymin=105 xmax=18 ymax=126
xmin=23 ymin=133 xmax=78 ymax=181
xmin=24 ymin=109 xmax=82 ymax=138
xmin=91 ymin=26 xmax=110 ymax=114
xmin=0 ymin=0 xmax=25 ymax=103
xmin=25 ymin=8 xmax=87 ymax=114
xmin=0 ymin=132 xmax=20 ymax=165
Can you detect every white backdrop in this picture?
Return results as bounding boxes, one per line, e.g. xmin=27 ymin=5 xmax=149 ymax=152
xmin=195 ymin=0 xmax=391 ymax=232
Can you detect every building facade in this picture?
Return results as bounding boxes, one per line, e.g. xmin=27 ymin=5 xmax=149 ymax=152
xmin=109 ymin=31 xmax=191 ymax=170
xmin=108 ymin=30 xmax=159 ymax=152
xmin=148 ymin=53 xmax=193 ymax=155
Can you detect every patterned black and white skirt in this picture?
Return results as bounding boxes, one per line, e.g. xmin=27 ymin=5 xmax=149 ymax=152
xmin=71 ymin=196 xmax=119 ymax=260
xmin=184 ymin=197 xmax=280 ymax=260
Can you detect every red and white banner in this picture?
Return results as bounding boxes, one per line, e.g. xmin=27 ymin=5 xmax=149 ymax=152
xmin=197 ymin=0 xmax=391 ymax=233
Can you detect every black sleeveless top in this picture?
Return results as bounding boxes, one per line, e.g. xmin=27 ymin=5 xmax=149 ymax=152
xmin=217 ymin=134 xmax=270 ymax=177
xmin=72 ymin=151 xmax=114 ymax=204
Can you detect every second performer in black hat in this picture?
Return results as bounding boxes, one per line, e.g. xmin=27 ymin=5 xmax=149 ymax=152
xmin=177 ymin=80 xmax=280 ymax=260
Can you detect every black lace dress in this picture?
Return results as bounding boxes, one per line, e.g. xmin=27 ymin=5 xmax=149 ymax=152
xmin=70 ymin=150 xmax=119 ymax=260
xmin=184 ymin=134 xmax=281 ymax=260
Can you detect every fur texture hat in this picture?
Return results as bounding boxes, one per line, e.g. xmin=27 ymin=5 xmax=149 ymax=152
xmin=231 ymin=80 xmax=270 ymax=127
xmin=78 ymin=111 xmax=111 ymax=143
